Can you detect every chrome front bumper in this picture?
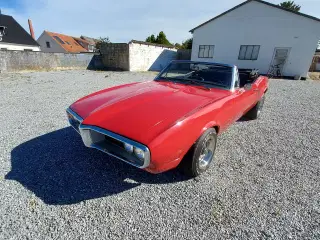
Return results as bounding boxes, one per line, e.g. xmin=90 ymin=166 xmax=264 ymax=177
xmin=66 ymin=108 xmax=150 ymax=169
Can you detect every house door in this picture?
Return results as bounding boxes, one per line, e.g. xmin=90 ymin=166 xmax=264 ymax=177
xmin=270 ymin=48 xmax=291 ymax=75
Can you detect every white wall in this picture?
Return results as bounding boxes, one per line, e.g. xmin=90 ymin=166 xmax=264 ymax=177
xmin=0 ymin=42 xmax=40 ymax=51
xmin=129 ymin=43 xmax=177 ymax=71
xmin=191 ymin=1 xmax=320 ymax=77
xmin=37 ymin=32 xmax=66 ymax=53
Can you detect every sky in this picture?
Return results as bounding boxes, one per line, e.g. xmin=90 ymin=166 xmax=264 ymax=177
xmin=1 ymin=0 xmax=320 ymax=43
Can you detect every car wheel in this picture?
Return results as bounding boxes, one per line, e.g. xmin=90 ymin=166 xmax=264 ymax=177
xmin=181 ymin=128 xmax=217 ymax=177
xmin=245 ymin=94 xmax=265 ymax=120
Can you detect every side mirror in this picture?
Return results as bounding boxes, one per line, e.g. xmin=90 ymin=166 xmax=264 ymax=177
xmin=244 ymin=83 xmax=252 ymax=90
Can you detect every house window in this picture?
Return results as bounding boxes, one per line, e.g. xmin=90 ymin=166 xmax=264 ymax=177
xmin=46 ymin=41 xmax=51 ymax=48
xmin=65 ymin=41 xmax=70 ymax=45
xmin=239 ymin=45 xmax=260 ymax=60
xmin=24 ymin=49 xmax=32 ymax=51
xmin=198 ymin=45 xmax=214 ymax=58
xmin=53 ymin=36 xmax=65 ymax=44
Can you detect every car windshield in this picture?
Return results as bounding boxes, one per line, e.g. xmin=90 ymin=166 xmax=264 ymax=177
xmin=156 ymin=62 xmax=234 ymax=90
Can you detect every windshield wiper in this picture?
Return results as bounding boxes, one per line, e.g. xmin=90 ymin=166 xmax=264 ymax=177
xmin=156 ymin=77 xmax=176 ymax=82
xmin=186 ymin=79 xmax=228 ymax=88
xmin=174 ymin=78 xmax=211 ymax=90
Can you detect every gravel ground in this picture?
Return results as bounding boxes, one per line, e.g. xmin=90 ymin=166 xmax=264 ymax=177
xmin=0 ymin=70 xmax=319 ymax=239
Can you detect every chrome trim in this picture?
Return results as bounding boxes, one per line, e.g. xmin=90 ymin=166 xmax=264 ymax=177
xmin=79 ymin=125 xmax=151 ymax=169
xmin=66 ymin=108 xmax=151 ymax=169
xmin=66 ymin=108 xmax=83 ymax=122
xmin=230 ymin=66 xmax=237 ymax=92
xmin=66 ymin=108 xmax=83 ymax=133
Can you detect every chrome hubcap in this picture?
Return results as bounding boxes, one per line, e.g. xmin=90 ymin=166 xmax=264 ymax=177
xmin=199 ymin=136 xmax=215 ymax=170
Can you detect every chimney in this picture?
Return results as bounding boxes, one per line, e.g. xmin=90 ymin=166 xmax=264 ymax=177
xmin=28 ymin=19 xmax=35 ymax=39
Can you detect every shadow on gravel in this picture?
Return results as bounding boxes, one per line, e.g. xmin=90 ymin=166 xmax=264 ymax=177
xmin=6 ymin=127 xmax=188 ymax=205
xmin=237 ymin=116 xmax=251 ymax=122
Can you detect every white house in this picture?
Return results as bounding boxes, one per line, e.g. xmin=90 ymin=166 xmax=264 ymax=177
xmin=0 ymin=13 xmax=40 ymax=51
xmin=190 ymin=0 xmax=320 ymax=78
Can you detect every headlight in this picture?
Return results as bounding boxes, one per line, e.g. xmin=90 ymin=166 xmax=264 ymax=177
xmin=134 ymin=147 xmax=145 ymax=160
xmin=124 ymin=143 xmax=134 ymax=153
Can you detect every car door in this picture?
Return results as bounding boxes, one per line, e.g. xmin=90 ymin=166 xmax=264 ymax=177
xmin=221 ymin=69 xmax=256 ymax=125
xmin=234 ymin=78 xmax=259 ymax=117
xmin=213 ymin=68 xmax=258 ymax=131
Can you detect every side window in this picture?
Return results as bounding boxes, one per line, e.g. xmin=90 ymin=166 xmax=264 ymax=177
xmin=238 ymin=45 xmax=260 ymax=60
xmin=198 ymin=45 xmax=214 ymax=58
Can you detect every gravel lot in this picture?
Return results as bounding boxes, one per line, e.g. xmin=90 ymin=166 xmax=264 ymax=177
xmin=0 ymin=70 xmax=319 ymax=239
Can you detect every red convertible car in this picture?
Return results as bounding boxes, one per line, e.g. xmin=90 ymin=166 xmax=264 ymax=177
xmin=67 ymin=61 xmax=268 ymax=177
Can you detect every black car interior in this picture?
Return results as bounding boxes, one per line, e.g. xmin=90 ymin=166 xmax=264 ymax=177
xmin=238 ymin=69 xmax=260 ymax=87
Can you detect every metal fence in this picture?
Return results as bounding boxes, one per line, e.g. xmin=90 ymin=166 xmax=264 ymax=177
xmin=176 ymin=49 xmax=191 ymax=60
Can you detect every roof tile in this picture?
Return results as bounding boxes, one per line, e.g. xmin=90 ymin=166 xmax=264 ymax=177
xmin=46 ymin=31 xmax=87 ymax=53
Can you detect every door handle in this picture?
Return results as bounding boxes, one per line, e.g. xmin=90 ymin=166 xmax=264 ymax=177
xmin=253 ymin=89 xmax=259 ymax=92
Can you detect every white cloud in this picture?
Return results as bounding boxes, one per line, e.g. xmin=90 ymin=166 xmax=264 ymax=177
xmin=2 ymin=0 xmax=320 ymax=43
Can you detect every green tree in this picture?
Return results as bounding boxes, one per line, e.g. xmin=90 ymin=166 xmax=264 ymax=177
xmin=279 ymin=1 xmax=301 ymax=12
xmin=155 ymin=31 xmax=172 ymax=45
xmin=145 ymin=31 xmax=172 ymax=46
xmin=174 ymin=43 xmax=182 ymax=49
xmin=181 ymin=38 xmax=193 ymax=49
xmin=96 ymin=37 xmax=111 ymax=50
xmin=146 ymin=34 xmax=156 ymax=43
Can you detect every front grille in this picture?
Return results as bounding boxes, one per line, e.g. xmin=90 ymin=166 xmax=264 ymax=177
xmin=105 ymin=135 xmax=124 ymax=148
xmin=93 ymin=139 xmax=144 ymax=167
xmin=79 ymin=125 xmax=150 ymax=169
xmin=67 ymin=108 xmax=150 ymax=169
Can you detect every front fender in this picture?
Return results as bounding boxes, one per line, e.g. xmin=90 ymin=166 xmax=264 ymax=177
xmin=146 ymin=113 xmax=220 ymax=173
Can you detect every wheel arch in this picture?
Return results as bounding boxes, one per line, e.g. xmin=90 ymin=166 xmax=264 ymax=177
xmin=179 ymin=122 xmax=220 ymax=163
xmin=200 ymin=121 xmax=220 ymax=136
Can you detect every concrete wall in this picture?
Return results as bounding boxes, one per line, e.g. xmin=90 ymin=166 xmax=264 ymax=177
xmin=100 ymin=44 xmax=129 ymax=71
xmin=0 ymin=42 xmax=40 ymax=51
xmin=191 ymin=1 xmax=320 ymax=77
xmin=129 ymin=42 xmax=177 ymax=71
xmin=0 ymin=50 xmax=103 ymax=72
xmin=37 ymin=31 xmax=66 ymax=53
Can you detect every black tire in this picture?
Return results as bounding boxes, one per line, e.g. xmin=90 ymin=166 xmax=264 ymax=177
xmin=181 ymin=128 xmax=217 ymax=177
xmin=245 ymin=94 xmax=265 ymax=120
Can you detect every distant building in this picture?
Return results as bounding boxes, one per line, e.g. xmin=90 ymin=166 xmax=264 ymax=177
xmin=37 ymin=31 xmax=88 ymax=53
xmin=0 ymin=13 xmax=40 ymax=51
xmin=74 ymin=37 xmax=95 ymax=52
xmin=81 ymin=35 xmax=99 ymax=51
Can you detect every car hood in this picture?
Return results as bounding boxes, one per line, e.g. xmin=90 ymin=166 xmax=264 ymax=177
xmin=71 ymin=81 xmax=230 ymax=144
